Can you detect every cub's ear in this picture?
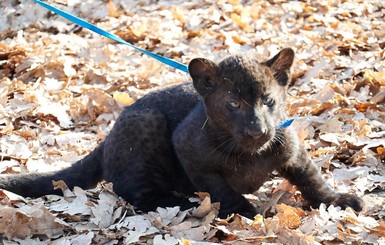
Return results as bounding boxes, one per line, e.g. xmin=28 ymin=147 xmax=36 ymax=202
xmin=264 ymin=48 xmax=295 ymax=86
xmin=188 ymin=58 xmax=218 ymax=96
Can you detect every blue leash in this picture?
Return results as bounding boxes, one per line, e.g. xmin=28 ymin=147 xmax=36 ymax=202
xmin=33 ymin=0 xmax=294 ymax=128
xmin=34 ymin=0 xmax=189 ymax=73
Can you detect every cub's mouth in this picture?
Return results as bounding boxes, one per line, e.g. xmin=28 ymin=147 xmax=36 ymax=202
xmin=235 ymin=119 xmax=291 ymax=154
xmin=234 ymin=129 xmax=276 ymax=155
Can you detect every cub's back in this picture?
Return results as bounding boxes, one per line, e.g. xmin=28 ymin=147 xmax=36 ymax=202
xmin=127 ymin=82 xmax=201 ymax=131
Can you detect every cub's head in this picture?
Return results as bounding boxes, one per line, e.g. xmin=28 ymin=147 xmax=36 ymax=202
xmin=188 ymin=48 xmax=295 ymax=154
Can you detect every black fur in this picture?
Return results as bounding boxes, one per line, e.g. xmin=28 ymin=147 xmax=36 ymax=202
xmin=0 ymin=48 xmax=363 ymax=218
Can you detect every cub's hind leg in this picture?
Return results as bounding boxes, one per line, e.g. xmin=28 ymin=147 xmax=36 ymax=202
xmin=102 ymin=109 xmax=196 ymax=212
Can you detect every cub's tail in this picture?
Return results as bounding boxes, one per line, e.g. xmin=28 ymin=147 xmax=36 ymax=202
xmin=0 ymin=143 xmax=104 ymax=197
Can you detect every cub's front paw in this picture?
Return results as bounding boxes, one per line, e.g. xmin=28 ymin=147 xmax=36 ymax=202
xmin=332 ymin=193 xmax=364 ymax=212
xmin=237 ymin=206 xmax=258 ymax=220
xmin=219 ymin=203 xmax=258 ymax=220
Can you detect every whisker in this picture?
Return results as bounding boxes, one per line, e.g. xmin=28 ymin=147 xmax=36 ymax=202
xmin=241 ymin=97 xmax=251 ymax=107
xmin=201 ymin=117 xmax=209 ymax=130
xmin=203 ymin=136 xmax=234 ymax=162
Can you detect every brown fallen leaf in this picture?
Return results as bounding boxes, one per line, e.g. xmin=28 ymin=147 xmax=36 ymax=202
xmin=369 ymin=220 xmax=385 ymax=237
xmin=364 ymin=70 xmax=385 ymax=87
xmin=371 ymin=87 xmax=385 ymax=103
xmin=113 ymin=91 xmax=135 ymax=107
xmin=53 ymin=180 xmax=74 ymax=198
xmin=275 ymin=203 xmax=305 ymax=229
xmin=3 ymin=203 xmax=66 ymax=240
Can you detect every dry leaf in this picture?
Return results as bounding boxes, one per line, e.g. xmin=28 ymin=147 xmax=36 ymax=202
xmin=113 ymin=91 xmax=135 ymax=107
xmin=275 ymin=204 xmax=304 ymax=229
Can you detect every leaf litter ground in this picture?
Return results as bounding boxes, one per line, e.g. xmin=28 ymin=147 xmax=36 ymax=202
xmin=0 ymin=0 xmax=384 ymax=244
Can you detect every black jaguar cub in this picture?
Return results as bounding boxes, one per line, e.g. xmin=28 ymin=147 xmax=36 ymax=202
xmin=0 ymin=48 xmax=363 ymax=218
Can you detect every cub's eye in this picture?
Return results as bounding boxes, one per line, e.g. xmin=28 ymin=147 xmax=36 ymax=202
xmin=228 ymin=100 xmax=240 ymax=108
xmin=263 ymin=97 xmax=275 ymax=107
